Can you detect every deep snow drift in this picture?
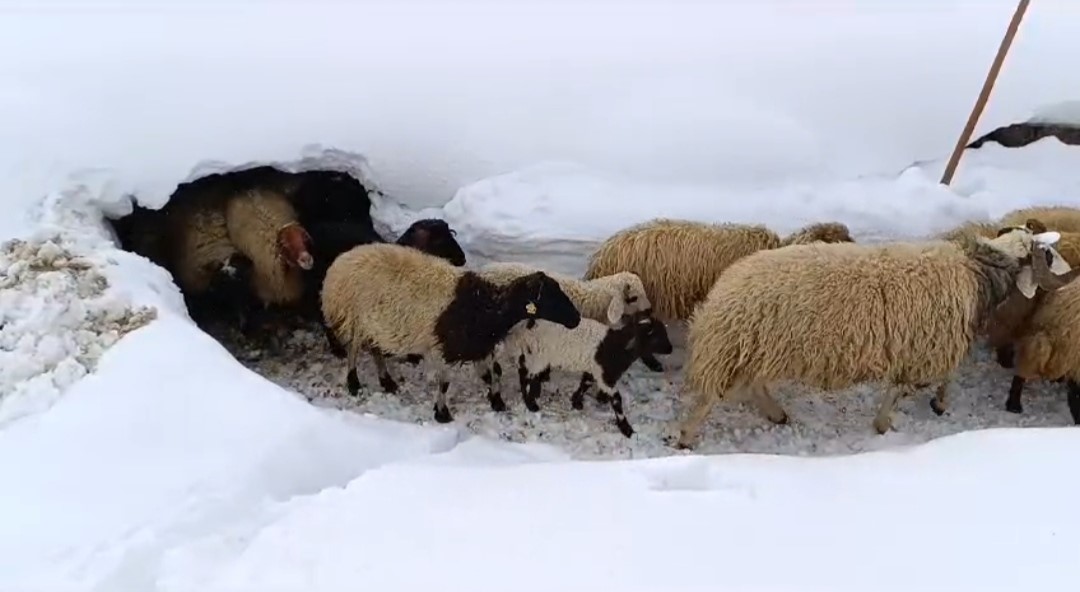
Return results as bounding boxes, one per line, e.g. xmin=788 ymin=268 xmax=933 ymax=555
xmin=5 ymin=142 xmax=1080 ymax=590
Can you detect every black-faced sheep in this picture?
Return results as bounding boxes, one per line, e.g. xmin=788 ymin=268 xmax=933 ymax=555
xmin=673 ymin=228 xmax=1064 ymax=449
xmin=320 ymin=243 xmax=581 ymax=423
xmin=985 ymin=246 xmax=1080 ymax=418
xmin=583 ymin=218 xmax=854 ymax=322
xmin=492 ymin=311 xmax=673 ymax=437
xmin=312 ymin=218 xmax=467 ymax=358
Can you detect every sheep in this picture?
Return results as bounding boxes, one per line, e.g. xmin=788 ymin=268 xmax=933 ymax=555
xmin=479 ymin=261 xmax=651 ymax=325
xmin=475 ymin=261 xmax=660 ymax=400
xmin=160 ymin=192 xmax=255 ymax=328
xmin=937 ymin=220 xmax=1001 ymax=244
xmin=672 ymin=227 xmax=1065 ymax=449
xmin=223 ymin=188 xmax=315 ymax=324
xmin=1001 ymin=206 xmax=1080 ymax=233
xmin=312 ymin=218 xmax=468 ymax=358
xmin=583 ymin=218 xmax=854 ymax=322
xmin=491 ymin=311 xmax=673 ymax=437
xmin=985 ymin=245 xmax=1080 ymax=418
xmin=320 ymin=243 xmax=581 ymax=423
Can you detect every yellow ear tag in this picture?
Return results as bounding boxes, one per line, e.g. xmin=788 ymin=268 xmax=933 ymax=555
xmin=525 ymin=302 xmax=537 ymax=315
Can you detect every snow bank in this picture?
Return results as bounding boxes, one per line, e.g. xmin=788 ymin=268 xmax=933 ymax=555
xmin=445 ymin=141 xmax=1080 ymax=274
xmin=4 ymin=0 xmax=1080 ymax=235
xmin=154 ymin=428 xmax=1080 ymax=592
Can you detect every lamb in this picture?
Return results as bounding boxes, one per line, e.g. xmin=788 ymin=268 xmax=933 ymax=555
xmin=479 ymin=261 xmax=651 ymax=325
xmin=1001 ymin=206 xmax=1080 ymax=233
xmin=672 ymin=227 xmax=1065 ymax=449
xmin=493 ymin=311 xmax=673 ymax=437
xmin=475 ymin=261 xmax=661 ymax=399
xmin=985 ymin=246 xmax=1080 ymax=418
xmin=320 ymin=243 xmax=581 ymax=423
xmin=313 ymin=218 xmax=468 ymax=358
xmin=223 ymin=188 xmax=315 ymax=323
xmin=583 ymin=218 xmax=854 ymax=321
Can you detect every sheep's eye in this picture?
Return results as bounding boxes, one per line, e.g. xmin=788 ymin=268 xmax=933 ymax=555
xmin=627 ymin=296 xmax=638 ymax=303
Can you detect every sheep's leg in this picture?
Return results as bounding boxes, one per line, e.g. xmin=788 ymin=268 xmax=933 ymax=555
xmin=749 ymin=383 xmax=788 ymax=425
xmin=1005 ymin=376 xmax=1025 ymax=414
xmin=346 ymin=345 xmax=361 ymax=397
xmin=930 ymin=382 xmax=949 ymax=416
xmin=995 ymin=345 xmax=1016 ymax=369
xmin=639 ymin=353 xmax=664 ymax=373
xmin=516 ymin=354 xmax=529 ymax=402
xmin=523 ymin=367 xmax=550 ymax=413
xmin=322 ymin=322 xmax=347 ymax=359
xmin=674 ymin=391 xmax=719 ymax=449
xmin=1067 ymin=380 xmax=1080 ymax=425
xmin=607 ymin=389 xmax=634 ymax=437
xmin=873 ymin=384 xmax=911 ymax=435
xmin=432 ymin=362 xmax=454 ymax=423
xmin=571 ymin=373 xmax=595 ymax=410
xmin=478 ymin=357 xmax=507 ymax=412
xmin=370 ymin=347 xmax=399 ymax=394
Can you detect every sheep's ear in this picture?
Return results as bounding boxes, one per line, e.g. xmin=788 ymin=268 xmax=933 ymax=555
xmin=1016 ymin=267 xmax=1038 ymax=299
xmin=1033 ymin=231 xmax=1061 ymax=246
xmin=606 ymin=296 xmax=625 ymax=325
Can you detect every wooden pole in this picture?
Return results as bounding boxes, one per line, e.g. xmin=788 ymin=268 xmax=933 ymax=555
xmin=940 ymin=0 xmax=1031 ymax=186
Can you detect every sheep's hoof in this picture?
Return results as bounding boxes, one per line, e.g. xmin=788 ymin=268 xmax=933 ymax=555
xmin=523 ymin=396 xmax=540 ymax=413
xmin=770 ymin=412 xmax=789 ymax=425
xmin=570 ymin=393 xmax=584 ymax=410
xmin=930 ymin=399 xmax=947 ymax=417
xmin=379 ymin=375 xmax=399 ymax=394
xmin=873 ymin=417 xmax=892 ymax=435
xmin=433 ymin=404 xmax=453 ymax=424
xmin=1005 ymin=399 xmax=1023 ymax=414
xmin=594 ymin=391 xmax=610 ymax=404
xmin=616 ymin=418 xmax=635 ymax=438
xmin=487 ymin=393 xmax=507 ymax=413
xmin=346 ymin=370 xmax=360 ymax=397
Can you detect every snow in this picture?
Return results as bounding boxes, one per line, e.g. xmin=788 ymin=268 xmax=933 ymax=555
xmin=4 ymin=0 xmax=1080 ymax=589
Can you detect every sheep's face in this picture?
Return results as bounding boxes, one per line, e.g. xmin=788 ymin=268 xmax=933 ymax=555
xmin=519 ymin=272 xmax=581 ymax=329
xmin=277 ymin=223 xmax=315 ymax=270
xmin=398 ymin=219 xmax=467 ymax=267
xmin=632 ymin=312 xmax=673 ymax=356
xmin=789 ymin=222 xmax=855 ymax=245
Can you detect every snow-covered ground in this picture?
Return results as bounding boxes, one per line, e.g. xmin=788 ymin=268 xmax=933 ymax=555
xmin=4 ymin=1 xmax=1080 ymax=589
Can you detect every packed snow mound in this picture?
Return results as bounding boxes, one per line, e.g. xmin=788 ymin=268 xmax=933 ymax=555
xmin=156 ymin=428 xmax=1080 ymax=592
xmin=444 ymin=141 xmax=1080 ymax=275
xmin=0 ymin=236 xmax=156 ymax=426
xmin=1028 ymin=100 xmax=1080 ymax=126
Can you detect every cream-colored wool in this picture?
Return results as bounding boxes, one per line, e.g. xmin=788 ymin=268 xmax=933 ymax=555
xmin=937 ymin=220 xmax=1001 ymax=244
xmin=1012 ymin=279 xmax=1080 ymax=383
xmin=583 ymin=218 xmax=853 ymax=321
xmin=1001 ymin=206 xmax=1080 ymax=233
xmin=166 ymin=199 xmax=238 ymax=296
xmin=224 ymin=189 xmax=306 ymax=306
xmin=479 ymin=261 xmax=649 ymax=324
xmin=676 ymin=229 xmax=1056 ymax=447
xmin=321 ymin=243 xmax=463 ymax=362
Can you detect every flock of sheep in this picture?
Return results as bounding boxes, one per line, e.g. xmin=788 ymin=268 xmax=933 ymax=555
xmin=110 ymin=168 xmax=1080 ymax=450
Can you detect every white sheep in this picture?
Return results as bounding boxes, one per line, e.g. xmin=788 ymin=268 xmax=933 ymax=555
xmin=674 ymin=227 xmax=1065 ymax=449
